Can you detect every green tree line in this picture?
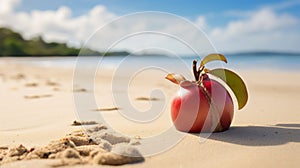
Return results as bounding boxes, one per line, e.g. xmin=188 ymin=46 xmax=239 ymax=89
xmin=0 ymin=27 xmax=129 ymax=56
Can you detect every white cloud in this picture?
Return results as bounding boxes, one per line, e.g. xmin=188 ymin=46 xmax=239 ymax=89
xmin=0 ymin=0 xmax=214 ymax=55
xmin=195 ymin=16 xmax=207 ymax=30
xmin=0 ymin=1 xmax=117 ymax=46
xmin=0 ymin=0 xmax=20 ymax=15
xmin=208 ymin=7 xmax=300 ymax=52
xmin=0 ymin=0 xmax=299 ymax=54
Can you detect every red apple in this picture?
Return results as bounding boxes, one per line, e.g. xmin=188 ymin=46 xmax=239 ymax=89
xmin=166 ymin=53 xmax=248 ymax=133
xmin=171 ymin=75 xmax=234 ymax=133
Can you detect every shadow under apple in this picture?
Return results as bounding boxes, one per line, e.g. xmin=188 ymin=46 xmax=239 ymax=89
xmin=194 ymin=124 xmax=300 ymax=146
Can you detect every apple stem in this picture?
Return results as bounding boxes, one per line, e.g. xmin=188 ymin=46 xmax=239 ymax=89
xmin=192 ymin=60 xmax=199 ymax=81
xmin=192 ymin=60 xmax=206 ymax=82
xmin=197 ymin=67 xmax=205 ymax=85
xmin=193 ymin=60 xmax=205 ymax=84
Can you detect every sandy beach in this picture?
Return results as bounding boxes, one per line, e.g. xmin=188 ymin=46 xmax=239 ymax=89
xmin=1 ymin=58 xmax=300 ymax=168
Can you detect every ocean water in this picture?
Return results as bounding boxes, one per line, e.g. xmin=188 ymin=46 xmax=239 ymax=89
xmin=12 ymin=54 xmax=300 ymax=72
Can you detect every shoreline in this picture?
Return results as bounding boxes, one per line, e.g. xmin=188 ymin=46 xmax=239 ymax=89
xmin=1 ymin=56 xmax=300 ymax=73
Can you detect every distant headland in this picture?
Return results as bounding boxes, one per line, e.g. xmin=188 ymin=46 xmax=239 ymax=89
xmin=226 ymin=51 xmax=300 ymax=56
xmin=0 ymin=27 xmax=130 ymax=57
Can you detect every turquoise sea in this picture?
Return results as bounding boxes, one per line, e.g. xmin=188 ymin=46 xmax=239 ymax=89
xmin=11 ymin=54 xmax=300 ymax=73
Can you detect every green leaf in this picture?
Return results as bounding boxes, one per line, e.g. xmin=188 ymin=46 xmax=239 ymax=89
xmin=208 ymin=68 xmax=248 ymax=110
xmin=200 ymin=53 xmax=228 ymax=67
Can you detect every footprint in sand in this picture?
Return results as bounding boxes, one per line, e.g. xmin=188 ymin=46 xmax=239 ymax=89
xmin=71 ymin=120 xmax=98 ymax=126
xmin=10 ymin=73 xmax=26 ymax=80
xmin=45 ymin=80 xmax=60 ymax=86
xmin=24 ymin=94 xmax=52 ymax=99
xmin=53 ymin=87 xmax=60 ymax=91
xmin=24 ymin=82 xmax=39 ymax=87
xmin=135 ymin=97 xmax=160 ymax=101
xmin=45 ymin=80 xmax=61 ymax=91
xmin=73 ymin=88 xmax=88 ymax=92
xmin=0 ymin=73 xmax=6 ymax=82
xmin=92 ymin=107 xmax=119 ymax=112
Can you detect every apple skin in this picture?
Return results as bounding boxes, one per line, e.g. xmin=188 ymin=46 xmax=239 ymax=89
xmin=171 ymin=77 xmax=234 ymax=133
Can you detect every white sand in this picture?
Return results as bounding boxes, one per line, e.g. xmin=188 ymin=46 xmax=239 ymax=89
xmin=0 ymin=58 xmax=300 ymax=167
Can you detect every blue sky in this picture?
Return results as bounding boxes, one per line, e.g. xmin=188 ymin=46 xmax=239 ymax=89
xmin=17 ymin=0 xmax=300 ymax=26
xmin=1 ymin=0 xmax=300 ymax=54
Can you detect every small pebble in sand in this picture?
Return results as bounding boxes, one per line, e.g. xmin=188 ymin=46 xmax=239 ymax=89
xmin=7 ymin=145 xmax=28 ymax=157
